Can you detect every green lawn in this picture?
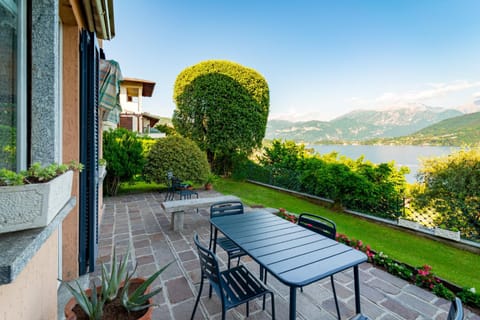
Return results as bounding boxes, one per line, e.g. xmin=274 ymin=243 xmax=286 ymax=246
xmin=215 ymin=178 xmax=480 ymax=290
xmin=117 ymin=181 xmax=165 ymax=195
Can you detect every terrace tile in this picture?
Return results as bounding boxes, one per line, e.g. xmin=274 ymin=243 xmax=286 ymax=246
xmin=58 ymin=190 xmax=479 ymax=320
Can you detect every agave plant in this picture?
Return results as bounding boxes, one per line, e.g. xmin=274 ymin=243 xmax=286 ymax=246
xmin=101 ymin=247 xmax=130 ymax=302
xmin=62 ymin=245 xmax=172 ymax=319
xmin=63 ymin=280 xmax=104 ymax=320
xmin=121 ymin=261 xmax=173 ymax=312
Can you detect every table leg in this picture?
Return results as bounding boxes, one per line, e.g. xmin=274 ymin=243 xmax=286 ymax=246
xmin=354 ymin=265 xmax=361 ymax=314
xmin=213 ymin=228 xmax=218 ymax=254
xmin=289 ymin=286 xmax=297 ymax=320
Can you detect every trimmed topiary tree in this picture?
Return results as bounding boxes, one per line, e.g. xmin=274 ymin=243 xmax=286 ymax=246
xmin=144 ymin=136 xmax=210 ymax=185
xmin=172 ymin=60 xmax=269 ymax=174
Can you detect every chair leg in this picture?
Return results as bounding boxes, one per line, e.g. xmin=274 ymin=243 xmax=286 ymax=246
xmin=271 ymin=292 xmax=276 ymax=320
xmin=227 ymin=257 xmax=231 ymax=269
xmin=300 ymin=286 xmax=303 ymax=293
xmin=236 ymin=256 xmax=241 ymax=266
xmin=246 ymin=301 xmax=249 ymax=317
xmin=191 ymin=278 xmax=204 ymax=320
xmin=330 ymin=275 xmax=341 ymax=320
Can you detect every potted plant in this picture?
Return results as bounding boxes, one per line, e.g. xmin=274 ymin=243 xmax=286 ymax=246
xmin=0 ymin=161 xmax=83 ymax=234
xmin=98 ymin=159 xmax=107 ymax=181
xmin=204 ymin=173 xmax=217 ymax=190
xmin=182 ymin=180 xmax=194 ymax=190
xmin=63 ymin=247 xmax=172 ymax=320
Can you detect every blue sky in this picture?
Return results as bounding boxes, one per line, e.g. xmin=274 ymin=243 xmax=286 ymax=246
xmin=104 ymin=0 xmax=480 ymax=121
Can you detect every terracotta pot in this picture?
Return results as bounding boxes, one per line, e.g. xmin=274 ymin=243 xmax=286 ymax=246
xmin=204 ymin=183 xmax=213 ymax=190
xmin=64 ymin=278 xmax=153 ymax=320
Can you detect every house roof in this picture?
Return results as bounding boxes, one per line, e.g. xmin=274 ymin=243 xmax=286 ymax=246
xmin=121 ymin=78 xmax=156 ymax=97
xmin=142 ymin=112 xmax=162 ymax=121
xmin=73 ymin=0 xmax=116 ymax=40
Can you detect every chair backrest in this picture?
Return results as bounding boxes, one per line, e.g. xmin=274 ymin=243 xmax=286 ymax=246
xmin=171 ymin=177 xmax=184 ymax=189
xmin=210 ymin=201 xmax=244 ymax=218
xmin=193 ymin=233 xmax=223 ymax=293
xmin=447 ymin=297 xmax=464 ymax=320
xmin=298 ymin=213 xmax=336 ymax=240
xmin=166 ymin=172 xmax=176 ymax=189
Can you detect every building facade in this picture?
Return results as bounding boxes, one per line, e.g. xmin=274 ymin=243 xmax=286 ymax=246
xmin=0 ymin=1 xmax=116 ymax=318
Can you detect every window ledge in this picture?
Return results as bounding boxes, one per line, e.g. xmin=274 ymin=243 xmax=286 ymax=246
xmin=0 ymin=197 xmax=76 ymax=285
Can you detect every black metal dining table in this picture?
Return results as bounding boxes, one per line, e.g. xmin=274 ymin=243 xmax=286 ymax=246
xmin=210 ymin=210 xmax=368 ymax=320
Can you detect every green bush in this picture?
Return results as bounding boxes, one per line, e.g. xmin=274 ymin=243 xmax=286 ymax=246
xmin=103 ymin=128 xmax=145 ymax=196
xmin=458 ymin=287 xmax=480 ymax=308
xmin=173 ymin=60 xmax=269 ymax=174
xmin=410 ymin=148 xmax=480 ymax=240
xmin=143 ymin=136 xmax=210 ymax=185
xmin=252 ymin=140 xmax=407 ymax=218
xmin=154 ymin=123 xmax=177 ymax=136
xmin=432 ymin=283 xmax=455 ymax=301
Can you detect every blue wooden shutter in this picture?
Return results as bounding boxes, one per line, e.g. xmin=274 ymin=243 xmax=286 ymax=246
xmin=79 ymin=30 xmax=99 ymax=275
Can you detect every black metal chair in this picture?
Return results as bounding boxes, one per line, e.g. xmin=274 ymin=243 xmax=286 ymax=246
xmin=165 ymin=174 xmax=199 ymax=201
xmin=164 ymin=171 xmax=176 ymax=201
xmin=191 ymin=233 xmax=275 ymax=320
xmin=209 ymin=201 xmax=247 ymax=269
xmin=297 ymin=213 xmax=341 ymax=320
xmin=447 ymin=297 xmax=464 ymax=320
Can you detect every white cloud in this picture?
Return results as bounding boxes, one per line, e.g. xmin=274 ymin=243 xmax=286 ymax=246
xmin=348 ymin=80 xmax=480 ymax=109
xmin=269 ymin=110 xmax=336 ymax=122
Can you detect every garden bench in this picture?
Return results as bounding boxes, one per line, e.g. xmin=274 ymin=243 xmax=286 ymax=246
xmin=161 ymin=195 xmax=241 ymax=231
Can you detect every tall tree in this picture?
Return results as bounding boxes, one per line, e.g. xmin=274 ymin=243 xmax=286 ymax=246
xmin=173 ymin=60 xmax=269 ymax=173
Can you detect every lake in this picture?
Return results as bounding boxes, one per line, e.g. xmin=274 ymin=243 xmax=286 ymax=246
xmin=310 ymin=145 xmax=459 ymax=183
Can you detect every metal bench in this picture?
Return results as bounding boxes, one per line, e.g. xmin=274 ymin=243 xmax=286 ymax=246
xmin=161 ymin=195 xmax=241 ymax=231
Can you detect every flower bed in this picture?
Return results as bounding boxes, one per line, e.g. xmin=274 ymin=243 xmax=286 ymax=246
xmin=274 ymin=210 xmax=480 ymax=312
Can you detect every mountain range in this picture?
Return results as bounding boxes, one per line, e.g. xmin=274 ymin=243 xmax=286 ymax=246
xmin=370 ymin=111 xmax=480 ymax=146
xmin=266 ymin=106 xmax=471 ymax=143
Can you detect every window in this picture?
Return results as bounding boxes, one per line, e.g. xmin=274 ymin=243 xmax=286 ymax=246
xmin=0 ymin=0 xmax=26 ymax=171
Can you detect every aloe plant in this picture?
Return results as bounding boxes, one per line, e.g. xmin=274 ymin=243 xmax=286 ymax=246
xmin=121 ymin=261 xmax=173 ymax=312
xmin=62 ymin=245 xmax=173 ymax=318
xmin=101 ymin=247 xmax=130 ymax=302
xmin=63 ymin=280 xmax=104 ymax=320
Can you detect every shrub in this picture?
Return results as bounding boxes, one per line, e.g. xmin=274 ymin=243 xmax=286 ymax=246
xmin=173 ymin=60 xmax=269 ymax=174
xmin=410 ymin=148 xmax=480 ymax=240
xmin=155 ymin=123 xmax=177 ymax=136
xmin=458 ymin=287 xmax=480 ymax=308
xmin=433 ymin=283 xmax=455 ymax=301
xmin=144 ymin=136 xmax=210 ymax=185
xmin=256 ymin=140 xmax=407 ymax=219
xmin=103 ymin=128 xmax=145 ymax=196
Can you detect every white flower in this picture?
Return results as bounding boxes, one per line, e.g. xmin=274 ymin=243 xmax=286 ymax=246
xmin=469 ymin=287 xmax=476 ymax=294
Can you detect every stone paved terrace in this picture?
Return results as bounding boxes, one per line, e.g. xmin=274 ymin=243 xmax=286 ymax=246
xmin=58 ymin=190 xmax=480 ymax=320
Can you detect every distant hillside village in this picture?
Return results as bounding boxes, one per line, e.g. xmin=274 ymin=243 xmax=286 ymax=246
xmin=99 ymin=62 xmax=164 ymax=137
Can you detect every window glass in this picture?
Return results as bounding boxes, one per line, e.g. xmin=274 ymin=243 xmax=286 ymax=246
xmin=0 ymin=0 xmax=18 ymax=170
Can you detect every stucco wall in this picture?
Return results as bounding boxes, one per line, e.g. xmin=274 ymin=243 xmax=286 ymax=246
xmin=0 ymin=230 xmax=59 ymax=320
xmin=119 ymin=84 xmax=143 ymax=113
xmin=61 ymin=23 xmax=80 ymax=281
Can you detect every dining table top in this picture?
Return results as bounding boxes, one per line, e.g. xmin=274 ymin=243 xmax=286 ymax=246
xmin=210 ymin=210 xmax=368 ymax=287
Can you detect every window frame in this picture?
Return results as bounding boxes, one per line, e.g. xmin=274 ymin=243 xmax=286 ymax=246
xmin=16 ymin=0 xmax=27 ymax=171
